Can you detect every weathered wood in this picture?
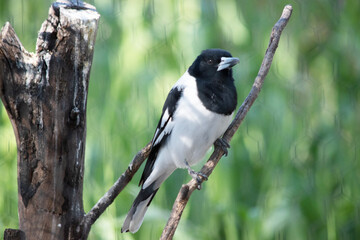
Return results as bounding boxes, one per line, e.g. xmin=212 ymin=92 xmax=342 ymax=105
xmin=3 ymin=229 xmax=25 ymax=240
xmin=0 ymin=1 xmax=100 ymax=239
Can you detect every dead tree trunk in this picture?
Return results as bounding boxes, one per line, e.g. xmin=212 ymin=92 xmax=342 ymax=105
xmin=0 ymin=1 xmax=100 ymax=239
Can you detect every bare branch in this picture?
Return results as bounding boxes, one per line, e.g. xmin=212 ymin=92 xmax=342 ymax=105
xmin=80 ymin=142 xmax=151 ymax=237
xmin=80 ymin=4 xmax=293 ymax=238
xmin=160 ymin=5 xmax=293 ymax=240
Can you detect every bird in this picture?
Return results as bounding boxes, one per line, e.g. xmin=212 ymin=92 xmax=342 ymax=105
xmin=121 ymin=48 xmax=239 ymax=233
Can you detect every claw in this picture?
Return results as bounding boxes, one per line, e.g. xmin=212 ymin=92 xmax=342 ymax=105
xmin=214 ymin=138 xmax=230 ymax=156
xmin=184 ymin=159 xmax=208 ymax=190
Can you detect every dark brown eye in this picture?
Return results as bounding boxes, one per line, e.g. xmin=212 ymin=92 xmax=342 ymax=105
xmin=207 ymin=59 xmax=213 ymax=65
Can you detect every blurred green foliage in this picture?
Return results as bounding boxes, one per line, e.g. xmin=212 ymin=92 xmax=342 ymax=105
xmin=1 ymin=0 xmax=360 ymax=239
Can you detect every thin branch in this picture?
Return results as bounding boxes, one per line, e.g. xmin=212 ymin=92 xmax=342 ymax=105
xmin=80 ymin=142 xmax=152 ymax=237
xmin=80 ymin=4 xmax=293 ymax=238
xmin=160 ymin=5 xmax=293 ymax=240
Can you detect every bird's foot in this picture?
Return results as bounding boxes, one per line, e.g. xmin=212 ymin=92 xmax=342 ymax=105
xmin=214 ymin=138 xmax=230 ymax=156
xmin=184 ymin=159 xmax=208 ymax=190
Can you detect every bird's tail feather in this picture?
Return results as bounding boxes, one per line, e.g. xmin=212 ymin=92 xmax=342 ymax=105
xmin=121 ymin=186 xmax=159 ymax=233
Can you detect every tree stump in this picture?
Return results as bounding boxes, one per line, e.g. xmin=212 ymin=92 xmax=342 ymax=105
xmin=0 ymin=1 xmax=100 ymax=239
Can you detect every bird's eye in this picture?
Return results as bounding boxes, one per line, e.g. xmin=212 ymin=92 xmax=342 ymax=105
xmin=207 ymin=59 xmax=213 ymax=65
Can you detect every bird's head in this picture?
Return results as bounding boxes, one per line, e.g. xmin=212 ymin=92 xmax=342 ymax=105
xmin=188 ymin=49 xmax=239 ymax=79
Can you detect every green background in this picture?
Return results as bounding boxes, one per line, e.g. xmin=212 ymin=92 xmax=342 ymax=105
xmin=1 ymin=0 xmax=359 ymax=239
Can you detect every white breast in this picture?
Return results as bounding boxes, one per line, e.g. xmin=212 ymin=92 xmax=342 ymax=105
xmin=142 ymin=71 xmax=233 ymax=189
xmin=165 ymin=71 xmax=233 ymax=168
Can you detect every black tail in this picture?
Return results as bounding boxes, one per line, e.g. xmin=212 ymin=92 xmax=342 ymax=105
xmin=121 ymin=184 xmax=159 ymax=233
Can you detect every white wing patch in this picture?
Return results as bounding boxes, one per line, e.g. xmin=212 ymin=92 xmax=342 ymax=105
xmin=152 ymin=108 xmax=175 ymax=146
xmin=151 ymin=76 xmax=189 ymax=147
xmin=142 ymin=70 xmax=234 ymax=188
xmin=161 ymin=108 xmax=170 ymax=128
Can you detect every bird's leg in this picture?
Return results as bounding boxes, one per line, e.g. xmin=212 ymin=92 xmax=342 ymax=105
xmin=214 ymin=138 xmax=230 ymax=156
xmin=184 ymin=159 xmax=208 ymax=190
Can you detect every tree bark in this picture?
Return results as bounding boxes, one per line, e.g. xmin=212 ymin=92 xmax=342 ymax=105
xmin=0 ymin=1 xmax=100 ymax=239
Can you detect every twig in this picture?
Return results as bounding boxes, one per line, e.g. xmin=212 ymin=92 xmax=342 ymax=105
xmin=79 ymin=4 xmax=293 ymax=238
xmin=80 ymin=142 xmax=152 ymax=237
xmin=160 ymin=5 xmax=293 ymax=240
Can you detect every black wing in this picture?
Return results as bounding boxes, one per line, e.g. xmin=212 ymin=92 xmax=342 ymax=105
xmin=139 ymin=87 xmax=183 ymax=186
